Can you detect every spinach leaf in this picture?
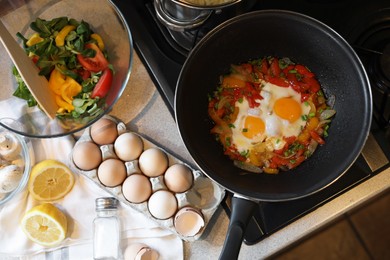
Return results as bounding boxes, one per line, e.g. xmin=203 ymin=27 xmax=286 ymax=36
xmin=30 ymin=18 xmax=51 ymax=37
xmin=12 ymin=66 xmax=37 ymax=107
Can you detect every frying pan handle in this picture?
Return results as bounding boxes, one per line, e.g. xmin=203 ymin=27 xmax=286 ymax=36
xmin=219 ymin=195 xmax=258 ymax=260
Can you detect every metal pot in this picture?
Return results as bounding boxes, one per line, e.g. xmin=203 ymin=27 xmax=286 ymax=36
xmin=172 ymin=0 xmax=241 ymax=9
xmin=154 ymin=0 xmax=241 ymax=31
xmin=175 ymin=10 xmax=372 ymax=259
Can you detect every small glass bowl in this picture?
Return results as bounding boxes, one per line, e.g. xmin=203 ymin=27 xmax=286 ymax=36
xmin=0 ymin=0 xmax=133 ymax=138
xmin=0 ymin=124 xmax=31 ymax=206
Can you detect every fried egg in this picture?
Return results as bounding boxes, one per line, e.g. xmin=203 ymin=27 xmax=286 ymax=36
xmin=231 ymin=81 xmax=310 ymax=153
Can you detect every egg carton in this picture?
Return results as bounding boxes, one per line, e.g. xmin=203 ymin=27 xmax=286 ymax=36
xmin=69 ymin=116 xmax=225 ymax=241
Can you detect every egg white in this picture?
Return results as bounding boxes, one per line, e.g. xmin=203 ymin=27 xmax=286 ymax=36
xmin=230 ymin=81 xmax=310 ymax=153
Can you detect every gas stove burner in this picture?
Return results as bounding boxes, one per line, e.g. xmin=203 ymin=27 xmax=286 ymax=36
xmin=380 ymin=44 xmax=390 ymax=81
xmin=344 ymin=8 xmax=390 ymax=128
xmin=367 ymin=45 xmax=390 ymax=128
xmin=368 ymin=44 xmax=390 ymax=93
xmin=367 ymin=47 xmax=390 ymax=128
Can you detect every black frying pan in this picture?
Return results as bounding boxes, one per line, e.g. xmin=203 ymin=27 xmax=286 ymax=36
xmin=174 ymin=10 xmax=372 ymax=259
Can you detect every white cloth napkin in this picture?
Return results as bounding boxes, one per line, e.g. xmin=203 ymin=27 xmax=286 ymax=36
xmin=0 ymin=99 xmax=183 ymax=259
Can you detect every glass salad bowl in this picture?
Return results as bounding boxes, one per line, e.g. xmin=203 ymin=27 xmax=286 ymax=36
xmin=0 ymin=0 xmax=133 ymax=138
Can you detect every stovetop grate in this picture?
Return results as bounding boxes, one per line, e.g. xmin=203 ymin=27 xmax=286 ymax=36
xmin=112 ymin=0 xmax=390 ymax=244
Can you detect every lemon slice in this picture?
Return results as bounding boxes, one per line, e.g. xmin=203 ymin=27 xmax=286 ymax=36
xmin=28 ymin=159 xmax=75 ymax=201
xmin=21 ymin=203 xmax=67 ymax=247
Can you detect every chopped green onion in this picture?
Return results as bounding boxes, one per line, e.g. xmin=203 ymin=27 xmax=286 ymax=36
xmin=240 ymin=150 xmax=249 ymax=157
xmin=225 ymin=137 xmax=231 ymax=147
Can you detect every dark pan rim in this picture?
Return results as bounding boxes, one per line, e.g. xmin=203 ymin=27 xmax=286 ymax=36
xmin=174 ymin=9 xmax=373 ymax=202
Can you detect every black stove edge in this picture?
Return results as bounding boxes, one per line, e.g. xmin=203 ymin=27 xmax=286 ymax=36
xmin=222 ymin=166 xmax=372 ymax=245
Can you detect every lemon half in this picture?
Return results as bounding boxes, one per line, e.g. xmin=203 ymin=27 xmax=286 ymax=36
xmin=28 ymin=159 xmax=75 ymax=201
xmin=21 ymin=203 xmax=67 ymax=247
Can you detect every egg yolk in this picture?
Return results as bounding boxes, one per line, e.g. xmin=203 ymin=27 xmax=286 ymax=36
xmin=243 ymin=116 xmax=265 ymax=139
xmin=274 ymin=97 xmax=302 ymax=122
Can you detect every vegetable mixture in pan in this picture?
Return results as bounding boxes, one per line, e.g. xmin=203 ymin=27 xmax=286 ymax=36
xmin=12 ymin=17 xmax=113 ymax=123
xmin=208 ymin=56 xmax=336 ymax=174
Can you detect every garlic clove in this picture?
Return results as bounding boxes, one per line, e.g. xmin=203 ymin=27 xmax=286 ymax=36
xmin=0 ymin=133 xmax=22 ymax=161
xmin=0 ymin=164 xmax=23 ymax=193
xmin=11 ymin=155 xmax=25 ymax=168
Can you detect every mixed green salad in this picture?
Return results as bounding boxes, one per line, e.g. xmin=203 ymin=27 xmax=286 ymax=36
xmin=13 ymin=16 xmax=114 ymax=123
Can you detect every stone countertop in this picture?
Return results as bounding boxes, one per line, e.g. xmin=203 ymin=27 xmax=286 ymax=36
xmin=113 ymin=51 xmax=390 ymax=260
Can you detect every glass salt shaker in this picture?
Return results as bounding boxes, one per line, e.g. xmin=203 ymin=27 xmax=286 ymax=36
xmin=93 ymin=197 xmax=120 ymax=260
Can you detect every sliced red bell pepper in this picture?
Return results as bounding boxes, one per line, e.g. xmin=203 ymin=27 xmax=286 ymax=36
xmin=310 ymin=130 xmax=325 ymax=145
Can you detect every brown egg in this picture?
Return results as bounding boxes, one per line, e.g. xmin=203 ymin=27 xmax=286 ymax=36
xmin=90 ymin=118 xmax=118 ymax=145
xmin=72 ymin=142 xmax=102 ymax=171
xmin=164 ymin=164 xmax=193 ymax=193
xmin=97 ymin=159 xmax=126 ymax=187
xmin=122 ymin=174 xmax=152 ymax=203
xmin=138 ymin=148 xmax=168 ymax=177
xmin=114 ymin=132 xmax=144 ymax=161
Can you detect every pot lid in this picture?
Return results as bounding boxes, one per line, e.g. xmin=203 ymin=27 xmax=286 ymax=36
xmin=173 ymin=0 xmax=240 ymax=9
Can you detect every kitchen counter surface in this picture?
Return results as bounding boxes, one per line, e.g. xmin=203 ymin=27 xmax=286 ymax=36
xmin=113 ymin=51 xmax=390 ymax=259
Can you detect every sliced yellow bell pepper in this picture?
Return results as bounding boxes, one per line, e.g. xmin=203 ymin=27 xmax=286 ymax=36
xmin=49 ymin=69 xmax=66 ymax=95
xmin=90 ymin=33 xmax=105 ymax=50
xmin=26 ymin=33 xmax=44 ymax=47
xmin=61 ymin=77 xmax=82 ymax=104
xmin=55 ymin=25 xmax=76 ymax=47
xmin=55 ymin=95 xmax=74 ymax=112
xmin=48 ymin=69 xmax=82 ymax=112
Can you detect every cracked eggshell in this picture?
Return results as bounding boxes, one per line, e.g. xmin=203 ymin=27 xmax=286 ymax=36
xmin=148 ymin=190 xmax=177 ymax=220
xmin=174 ymin=207 xmax=205 ymax=237
xmin=122 ymin=174 xmax=152 ymax=203
xmin=114 ymin=132 xmax=144 ymax=161
xmin=124 ymin=243 xmax=159 ymax=260
xmin=138 ymin=148 xmax=168 ymax=177
xmin=97 ymin=159 xmax=126 ymax=187
xmin=90 ymin=118 xmax=118 ymax=145
xmin=72 ymin=142 xmax=102 ymax=171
